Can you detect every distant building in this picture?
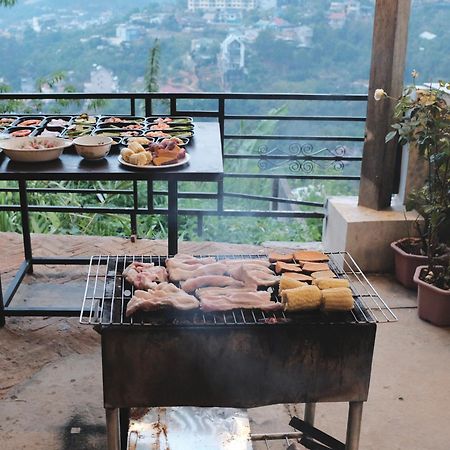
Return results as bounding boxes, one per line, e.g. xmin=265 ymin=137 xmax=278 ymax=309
xmin=116 ymin=24 xmax=144 ymax=42
xmin=84 ymin=65 xmax=118 ymax=93
xmin=219 ymin=34 xmax=246 ymax=89
xmin=188 ymin=0 xmax=256 ymax=11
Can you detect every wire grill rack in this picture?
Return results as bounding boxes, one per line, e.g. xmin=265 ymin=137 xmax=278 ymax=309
xmin=79 ymin=252 xmax=397 ymax=327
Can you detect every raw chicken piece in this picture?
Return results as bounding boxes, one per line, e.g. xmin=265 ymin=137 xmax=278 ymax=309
xmin=220 ymin=258 xmax=270 ymax=268
xmin=168 ymin=262 xmax=228 ymax=282
xmin=126 ymin=282 xmax=199 ymax=316
xmin=196 ymin=287 xmax=282 ymax=312
xmin=228 ymin=264 xmax=279 ymax=288
xmin=180 ymin=275 xmax=244 ymax=293
xmin=122 ymin=261 xmax=168 ymax=289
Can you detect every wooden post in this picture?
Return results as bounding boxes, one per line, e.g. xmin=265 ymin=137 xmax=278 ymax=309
xmin=358 ymin=0 xmax=411 ymax=210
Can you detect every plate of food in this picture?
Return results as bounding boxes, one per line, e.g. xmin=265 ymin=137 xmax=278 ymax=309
xmin=118 ymin=136 xmax=190 ymax=169
xmin=118 ymin=153 xmax=190 ymax=169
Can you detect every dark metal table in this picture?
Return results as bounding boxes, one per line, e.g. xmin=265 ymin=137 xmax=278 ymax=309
xmin=0 ymin=121 xmax=223 ymax=325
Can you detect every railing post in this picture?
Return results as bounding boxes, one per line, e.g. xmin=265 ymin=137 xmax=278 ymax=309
xmin=217 ymin=97 xmax=225 ymax=213
xmin=131 ymin=181 xmax=138 ymax=242
xmin=0 ymin=275 xmax=5 ymax=327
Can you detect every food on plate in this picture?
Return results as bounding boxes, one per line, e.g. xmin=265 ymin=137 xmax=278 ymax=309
xmin=126 ymin=283 xmax=199 ymax=316
xmin=65 ymin=124 xmax=93 ymax=138
xmin=279 ymin=276 xmax=306 ymax=293
xmin=40 ymin=129 xmax=61 ymax=137
xmin=268 ymin=252 xmax=294 ymax=263
xmin=293 ymin=251 xmax=329 ymax=262
xmin=197 ymin=287 xmax=283 ymax=312
xmin=123 ymin=261 xmax=168 ymax=289
xmin=0 ymin=117 xmax=16 ymax=125
xmin=14 ymin=138 xmax=62 ymax=150
xmin=274 ymin=261 xmax=303 ymax=274
xmin=312 ymin=278 xmax=350 ymax=290
xmin=180 ymin=275 xmax=244 ymax=293
xmin=74 ymin=113 xmax=96 ymax=125
xmin=47 ymin=118 xmax=70 ymax=127
xmin=128 ymin=137 xmax=152 ymax=146
xmin=11 ymin=129 xmax=32 ymax=137
xmin=311 ymin=270 xmax=337 ymax=279
xmin=282 ymin=272 xmax=313 ymax=282
xmin=17 ymin=119 xmax=42 ymax=127
xmin=120 ymin=136 xmax=187 ymax=167
xmin=168 ymin=262 xmax=228 ymax=282
xmin=150 ymin=122 xmax=171 ymax=130
xmin=321 ymin=287 xmax=354 ymax=311
xmin=281 ymin=285 xmax=322 ymax=311
xmin=300 ymin=262 xmax=330 ymax=273
xmin=145 ymin=131 xmax=170 ymax=138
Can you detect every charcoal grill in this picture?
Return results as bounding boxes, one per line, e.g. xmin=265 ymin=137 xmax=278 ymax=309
xmin=80 ymin=252 xmax=396 ymax=450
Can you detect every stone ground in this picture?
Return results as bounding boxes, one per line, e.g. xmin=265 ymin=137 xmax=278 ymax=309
xmin=0 ymin=233 xmax=449 ymax=450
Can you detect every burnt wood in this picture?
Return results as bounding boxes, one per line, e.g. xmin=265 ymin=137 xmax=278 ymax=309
xmin=100 ymin=323 xmax=376 ymax=409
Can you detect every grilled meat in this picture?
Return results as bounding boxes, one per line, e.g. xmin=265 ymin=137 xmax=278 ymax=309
xmin=123 ymin=261 xmax=168 ymax=289
xmin=126 ymin=282 xmax=199 ymax=316
xmin=180 ymin=275 xmax=244 ymax=293
xmin=197 ymin=287 xmax=282 ymax=312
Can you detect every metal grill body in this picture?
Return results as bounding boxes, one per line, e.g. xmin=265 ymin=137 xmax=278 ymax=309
xmin=80 ymin=253 xmax=394 ymax=449
xmin=101 ymin=322 xmax=376 ymax=409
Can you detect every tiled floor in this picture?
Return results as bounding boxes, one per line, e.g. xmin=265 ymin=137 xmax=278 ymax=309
xmin=0 ymin=233 xmax=449 ymax=449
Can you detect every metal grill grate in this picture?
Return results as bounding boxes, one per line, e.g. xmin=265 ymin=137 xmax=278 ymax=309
xmin=79 ymin=252 xmax=397 ymax=326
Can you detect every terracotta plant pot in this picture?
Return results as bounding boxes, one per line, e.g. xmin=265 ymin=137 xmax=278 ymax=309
xmin=391 ymin=238 xmax=427 ymax=289
xmin=413 ymin=265 xmax=450 ymax=326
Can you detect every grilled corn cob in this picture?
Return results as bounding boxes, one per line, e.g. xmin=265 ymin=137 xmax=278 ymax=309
xmin=313 ymin=278 xmax=350 ymax=290
xmin=321 ymin=287 xmax=354 ymax=311
xmin=128 ymin=141 xmax=145 ymax=153
xmin=282 ymin=285 xmax=322 ymax=311
xmin=279 ymin=276 xmax=306 ymax=293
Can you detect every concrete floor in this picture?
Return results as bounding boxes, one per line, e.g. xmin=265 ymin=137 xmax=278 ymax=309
xmin=0 ymin=240 xmax=449 ymax=449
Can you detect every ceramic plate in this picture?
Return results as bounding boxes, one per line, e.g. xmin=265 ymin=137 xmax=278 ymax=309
xmin=118 ymin=153 xmax=190 ymax=169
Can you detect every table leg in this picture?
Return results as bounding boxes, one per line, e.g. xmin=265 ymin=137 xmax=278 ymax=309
xmin=105 ymin=407 xmax=120 ymax=450
xmin=18 ymin=180 xmax=33 ymax=273
xmin=168 ymin=180 xmax=178 ymax=255
xmin=345 ymin=401 xmax=363 ymax=450
xmin=0 ymin=275 xmax=5 ymax=327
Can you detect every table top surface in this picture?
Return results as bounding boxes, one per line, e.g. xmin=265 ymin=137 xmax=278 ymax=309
xmin=0 ymin=121 xmax=223 ymax=181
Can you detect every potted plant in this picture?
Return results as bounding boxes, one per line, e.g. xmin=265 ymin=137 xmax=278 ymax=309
xmin=378 ymin=77 xmax=450 ymax=324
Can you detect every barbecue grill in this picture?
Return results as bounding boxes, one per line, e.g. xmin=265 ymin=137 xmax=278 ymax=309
xmin=80 ymin=252 xmax=396 ymax=450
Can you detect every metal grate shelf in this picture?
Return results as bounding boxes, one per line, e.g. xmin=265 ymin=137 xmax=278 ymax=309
xmin=80 ymin=252 xmax=397 ymax=327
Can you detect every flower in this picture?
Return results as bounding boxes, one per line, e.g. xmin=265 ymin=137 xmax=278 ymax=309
xmin=374 ymin=88 xmax=387 ymax=101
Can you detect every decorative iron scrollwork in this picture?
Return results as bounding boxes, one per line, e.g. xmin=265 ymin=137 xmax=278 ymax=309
xmin=258 ymin=143 xmax=348 ymax=173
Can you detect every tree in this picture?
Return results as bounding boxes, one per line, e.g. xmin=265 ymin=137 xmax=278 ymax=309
xmin=145 ymin=39 xmax=160 ymax=93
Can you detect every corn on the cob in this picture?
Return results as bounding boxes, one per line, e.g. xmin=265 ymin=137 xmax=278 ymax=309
xmin=282 ymin=285 xmax=322 ymax=311
xmin=128 ymin=141 xmax=145 ymax=153
xmin=279 ymin=276 xmax=306 ymax=293
xmin=321 ymin=287 xmax=354 ymax=311
xmin=313 ymin=278 xmax=350 ymax=290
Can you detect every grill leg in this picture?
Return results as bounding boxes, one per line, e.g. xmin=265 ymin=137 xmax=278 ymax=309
xmin=119 ymin=408 xmax=130 ymax=450
xmin=301 ymin=403 xmax=316 ymax=447
xmin=105 ymin=407 xmax=120 ymax=450
xmin=345 ymin=401 xmax=363 ymax=450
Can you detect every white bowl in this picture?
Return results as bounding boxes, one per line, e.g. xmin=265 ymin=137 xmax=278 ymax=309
xmin=73 ymin=135 xmax=113 ymax=160
xmin=0 ymin=136 xmax=72 ymax=162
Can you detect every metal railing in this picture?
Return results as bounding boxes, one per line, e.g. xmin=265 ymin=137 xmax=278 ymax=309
xmin=0 ymin=91 xmax=367 ymax=238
